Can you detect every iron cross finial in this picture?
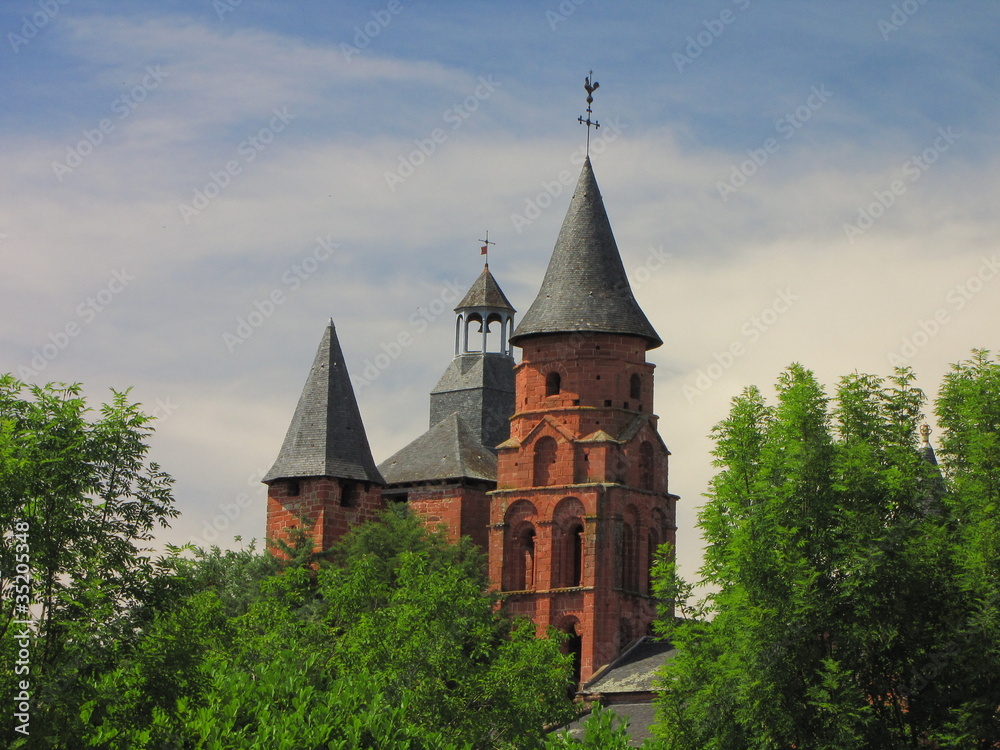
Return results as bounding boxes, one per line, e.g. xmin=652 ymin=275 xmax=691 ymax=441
xmin=479 ymin=230 xmax=496 ymax=268
xmin=578 ymin=70 xmax=601 ymax=156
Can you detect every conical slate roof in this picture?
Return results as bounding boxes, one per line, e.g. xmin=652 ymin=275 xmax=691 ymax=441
xmin=263 ymin=322 xmax=384 ymax=484
xmin=510 ymin=157 xmax=661 ymax=349
xmin=378 ymin=412 xmax=498 ymax=485
xmin=456 ymin=265 xmax=516 ymax=312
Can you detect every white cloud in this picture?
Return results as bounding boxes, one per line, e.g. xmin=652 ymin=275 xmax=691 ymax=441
xmin=3 ymin=4 xmax=999 ymax=584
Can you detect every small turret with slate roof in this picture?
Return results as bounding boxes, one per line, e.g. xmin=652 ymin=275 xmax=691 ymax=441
xmin=378 ymin=263 xmax=518 ymax=550
xmin=430 ymin=263 xmax=516 ymax=452
xmin=264 ymin=321 xmax=384 ymax=553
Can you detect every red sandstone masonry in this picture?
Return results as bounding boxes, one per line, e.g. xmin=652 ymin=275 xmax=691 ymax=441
xmin=266 ymin=477 xmax=385 ymax=555
xmin=490 ymin=332 xmax=677 ymax=684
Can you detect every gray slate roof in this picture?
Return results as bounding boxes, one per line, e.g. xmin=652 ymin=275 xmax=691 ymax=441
xmin=510 ymin=157 xmax=662 ymax=349
xmin=555 ymin=638 xmax=676 ymax=746
xmin=378 ymin=412 xmax=498 ymax=485
xmin=263 ymin=322 xmax=384 ymax=484
xmin=430 ymin=353 xmax=514 ymax=395
xmin=556 ymin=703 xmax=658 ymax=747
xmin=581 ymin=638 xmax=676 ymax=696
xmin=429 ymin=353 xmax=515 ymax=453
xmin=456 ymin=265 xmax=516 ymax=312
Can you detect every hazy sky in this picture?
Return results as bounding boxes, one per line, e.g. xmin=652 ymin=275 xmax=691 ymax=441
xmin=3 ymin=0 xmax=998 ymax=581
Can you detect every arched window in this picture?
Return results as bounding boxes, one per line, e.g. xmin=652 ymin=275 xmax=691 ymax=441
xmin=553 ymin=497 xmax=585 ymax=588
xmin=639 ymin=441 xmax=655 ymax=491
xmin=621 ymin=524 xmax=637 ymax=592
xmin=646 ymin=529 xmax=659 ymax=595
xmin=504 ymin=523 xmax=536 ymax=591
xmin=533 ymin=436 xmax=557 ymax=486
xmin=503 ymin=500 xmax=537 ymax=592
xmin=630 ymin=373 xmax=641 ymax=400
xmin=563 ymin=622 xmax=583 ymax=688
xmin=340 ymin=480 xmax=360 ymax=507
xmin=520 ymin=527 xmax=536 ymax=590
xmin=567 ymin=522 xmax=584 ymax=587
xmin=545 ymin=371 xmax=561 ymax=396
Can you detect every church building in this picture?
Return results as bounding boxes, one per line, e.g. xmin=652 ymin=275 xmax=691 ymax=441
xmin=263 ymin=147 xmax=678 ymax=684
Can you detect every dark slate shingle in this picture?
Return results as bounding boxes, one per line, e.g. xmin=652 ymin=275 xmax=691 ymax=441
xmin=378 ymin=412 xmax=498 ymax=485
xmin=429 ymin=353 xmax=515 ymax=453
xmin=455 ymin=265 xmax=516 ymax=312
xmin=510 ymin=157 xmax=662 ymax=349
xmin=263 ymin=322 xmax=384 ymax=484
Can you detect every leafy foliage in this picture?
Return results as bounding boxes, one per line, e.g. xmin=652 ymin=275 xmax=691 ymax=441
xmin=655 ymin=356 xmax=1000 ymax=749
xmin=0 ymin=378 xmax=178 ymax=746
xmin=52 ymin=501 xmax=576 ymax=748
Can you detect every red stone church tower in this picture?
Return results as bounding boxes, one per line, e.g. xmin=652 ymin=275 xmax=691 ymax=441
xmin=490 ymin=158 xmax=677 ymax=684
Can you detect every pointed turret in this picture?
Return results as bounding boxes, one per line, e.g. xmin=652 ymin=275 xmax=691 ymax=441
xmin=434 ymin=263 xmax=516 ymax=450
xmin=920 ymin=423 xmax=939 ymax=467
xmin=454 ymin=264 xmax=517 ymax=360
xmin=456 ymin=264 xmax=516 ymax=313
xmin=918 ymin=423 xmax=946 ymax=514
xmin=376 ymin=264 xmax=518 ymax=552
xmin=510 ymin=157 xmax=662 ymax=349
xmin=263 ymin=322 xmax=383 ymax=484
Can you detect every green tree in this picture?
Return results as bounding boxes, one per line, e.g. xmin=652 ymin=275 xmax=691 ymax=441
xmin=319 ymin=505 xmax=577 ymax=748
xmin=0 ymin=378 xmax=178 ymax=747
xmin=77 ymin=506 xmax=578 ymax=749
xmin=656 ymin=358 xmax=1000 ymax=749
xmin=928 ymin=350 xmax=1000 ymax=747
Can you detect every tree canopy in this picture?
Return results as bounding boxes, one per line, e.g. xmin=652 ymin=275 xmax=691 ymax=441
xmin=0 ymin=375 xmax=579 ymax=750
xmin=655 ymin=352 xmax=1000 ymax=749
xmin=0 ymin=378 xmax=178 ymax=746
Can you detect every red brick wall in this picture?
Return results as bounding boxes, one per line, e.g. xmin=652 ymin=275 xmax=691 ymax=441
xmin=407 ymin=484 xmax=491 ymax=552
xmin=492 ymin=332 xmax=678 ymax=683
xmin=266 ymin=477 xmax=385 ymax=555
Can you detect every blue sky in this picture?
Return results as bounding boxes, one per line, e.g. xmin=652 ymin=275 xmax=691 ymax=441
xmin=3 ymin=0 xmax=999 ymax=580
